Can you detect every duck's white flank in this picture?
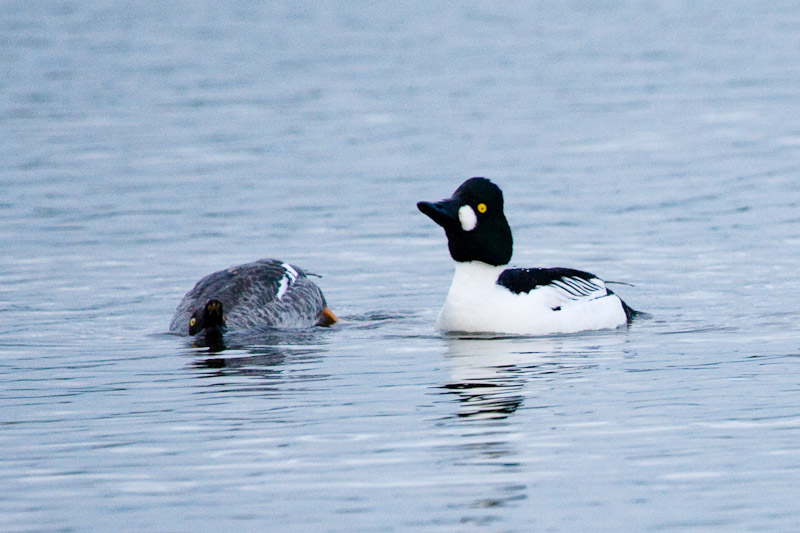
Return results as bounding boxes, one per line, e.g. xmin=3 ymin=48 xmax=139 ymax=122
xmin=436 ymin=261 xmax=628 ymax=335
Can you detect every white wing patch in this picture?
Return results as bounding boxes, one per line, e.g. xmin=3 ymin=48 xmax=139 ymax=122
xmin=275 ymin=263 xmax=299 ymax=300
xmin=541 ymin=276 xmax=607 ymax=308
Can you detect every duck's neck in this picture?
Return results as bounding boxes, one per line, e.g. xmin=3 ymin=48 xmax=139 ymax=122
xmin=452 ymin=261 xmax=506 ymax=283
xmin=446 ymin=261 xmax=507 ymax=300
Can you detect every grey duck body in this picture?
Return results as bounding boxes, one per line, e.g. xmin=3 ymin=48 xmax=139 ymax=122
xmin=169 ymin=259 xmax=333 ymax=336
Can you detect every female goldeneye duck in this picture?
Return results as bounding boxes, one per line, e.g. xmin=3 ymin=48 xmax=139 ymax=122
xmin=417 ymin=177 xmax=638 ymax=335
xmin=169 ymin=258 xmax=337 ymax=338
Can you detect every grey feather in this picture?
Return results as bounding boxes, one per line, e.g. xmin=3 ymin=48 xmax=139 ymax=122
xmin=169 ymin=259 xmax=329 ymax=335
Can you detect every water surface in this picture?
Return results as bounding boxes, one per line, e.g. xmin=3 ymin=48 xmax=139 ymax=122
xmin=3 ymin=2 xmax=800 ymax=531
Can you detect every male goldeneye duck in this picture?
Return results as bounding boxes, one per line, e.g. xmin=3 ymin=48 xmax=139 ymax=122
xmin=417 ymin=177 xmax=637 ymax=335
xmin=169 ymin=259 xmax=337 ymax=338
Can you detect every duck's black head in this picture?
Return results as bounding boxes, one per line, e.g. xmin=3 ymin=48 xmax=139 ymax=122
xmin=189 ymin=299 xmax=225 ymax=336
xmin=417 ymin=177 xmax=513 ymax=266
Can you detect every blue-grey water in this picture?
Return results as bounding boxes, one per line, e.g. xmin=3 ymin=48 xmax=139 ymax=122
xmin=3 ymin=2 xmax=800 ymax=531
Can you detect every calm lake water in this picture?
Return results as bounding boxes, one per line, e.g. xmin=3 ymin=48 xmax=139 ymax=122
xmin=3 ymin=2 xmax=800 ymax=531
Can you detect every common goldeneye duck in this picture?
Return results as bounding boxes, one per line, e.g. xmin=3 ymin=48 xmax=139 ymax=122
xmin=169 ymin=259 xmax=337 ymax=338
xmin=417 ymin=177 xmax=637 ymax=335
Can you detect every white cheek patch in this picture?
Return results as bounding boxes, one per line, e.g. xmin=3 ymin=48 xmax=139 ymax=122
xmin=458 ymin=205 xmax=478 ymax=232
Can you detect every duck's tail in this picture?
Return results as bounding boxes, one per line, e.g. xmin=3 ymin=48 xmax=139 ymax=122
xmin=203 ymin=299 xmax=225 ymax=330
xmin=621 ymin=299 xmax=650 ymax=323
xmin=607 ymin=289 xmax=648 ymax=324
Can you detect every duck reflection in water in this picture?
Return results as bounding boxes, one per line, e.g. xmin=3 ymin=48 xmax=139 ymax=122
xmin=189 ymin=328 xmax=328 ymax=379
xmin=440 ymin=336 xmax=599 ymax=420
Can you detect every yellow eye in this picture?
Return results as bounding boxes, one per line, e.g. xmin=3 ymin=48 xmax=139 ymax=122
xmin=477 ymin=203 xmax=487 ymax=214
xmin=190 ymin=318 xmax=196 ymax=327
